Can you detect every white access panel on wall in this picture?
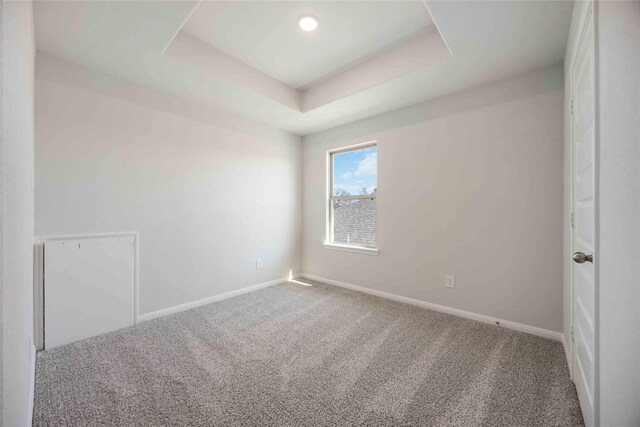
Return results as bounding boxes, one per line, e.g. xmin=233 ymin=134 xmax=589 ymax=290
xmin=44 ymin=233 xmax=137 ymax=349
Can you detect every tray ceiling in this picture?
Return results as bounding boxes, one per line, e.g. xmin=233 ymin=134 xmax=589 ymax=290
xmin=182 ymin=1 xmax=433 ymax=89
xmin=34 ymin=1 xmax=573 ymax=135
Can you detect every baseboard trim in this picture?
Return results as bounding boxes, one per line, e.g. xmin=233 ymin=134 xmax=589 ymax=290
xmin=301 ymin=273 xmax=563 ymax=342
xmin=28 ymin=343 xmax=36 ymax=426
xmin=138 ymin=276 xmax=288 ymax=322
xmin=561 ymin=333 xmax=573 ymax=378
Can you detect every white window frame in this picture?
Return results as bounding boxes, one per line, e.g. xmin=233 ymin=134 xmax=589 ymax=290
xmin=324 ymin=141 xmax=379 ymax=255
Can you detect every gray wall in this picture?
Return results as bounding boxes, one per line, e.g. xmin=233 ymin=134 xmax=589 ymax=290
xmin=35 ymin=54 xmax=302 ymax=316
xmin=1 ymin=1 xmax=36 ymax=426
xmin=302 ymin=65 xmax=565 ymax=333
xmin=595 ymin=1 xmax=640 ymax=424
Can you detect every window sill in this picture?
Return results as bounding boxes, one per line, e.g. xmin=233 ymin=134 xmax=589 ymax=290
xmin=323 ymin=243 xmax=379 ymax=256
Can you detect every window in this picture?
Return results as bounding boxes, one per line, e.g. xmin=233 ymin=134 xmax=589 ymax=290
xmin=327 ymin=142 xmax=378 ymax=254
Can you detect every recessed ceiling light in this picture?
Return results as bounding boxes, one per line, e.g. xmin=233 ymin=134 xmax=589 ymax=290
xmin=298 ymin=15 xmax=319 ymax=32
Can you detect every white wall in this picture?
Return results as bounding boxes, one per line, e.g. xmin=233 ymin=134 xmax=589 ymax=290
xmin=35 ymin=54 xmax=302 ymax=316
xmin=303 ymin=65 xmax=565 ymax=333
xmin=0 ymin=1 xmax=36 ymax=426
xmin=595 ymin=1 xmax=640 ymax=425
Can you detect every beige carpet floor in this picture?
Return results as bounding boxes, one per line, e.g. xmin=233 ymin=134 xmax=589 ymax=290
xmin=34 ymin=279 xmax=583 ymax=426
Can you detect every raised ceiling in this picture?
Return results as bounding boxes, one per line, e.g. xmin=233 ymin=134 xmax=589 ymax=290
xmin=33 ymin=1 xmax=574 ymax=135
xmin=182 ymin=1 xmax=433 ymax=89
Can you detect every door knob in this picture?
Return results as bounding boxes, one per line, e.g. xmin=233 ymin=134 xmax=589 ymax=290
xmin=573 ymin=252 xmax=593 ymax=263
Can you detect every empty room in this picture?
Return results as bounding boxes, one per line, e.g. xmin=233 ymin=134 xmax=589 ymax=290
xmin=1 ymin=0 xmax=639 ymax=426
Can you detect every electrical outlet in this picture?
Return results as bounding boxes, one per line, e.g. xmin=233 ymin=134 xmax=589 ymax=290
xmin=445 ymin=275 xmax=455 ymax=289
xmin=256 ymin=259 xmax=263 ymax=270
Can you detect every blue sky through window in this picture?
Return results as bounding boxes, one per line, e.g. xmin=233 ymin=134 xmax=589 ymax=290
xmin=333 ymin=146 xmax=377 ymax=196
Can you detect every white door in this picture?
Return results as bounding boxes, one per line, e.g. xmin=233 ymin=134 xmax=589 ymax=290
xmin=571 ymin=6 xmax=596 ymax=427
xmin=44 ymin=235 xmax=135 ymax=348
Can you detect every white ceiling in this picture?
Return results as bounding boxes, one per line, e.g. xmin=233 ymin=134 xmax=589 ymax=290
xmin=33 ymin=1 xmax=574 ymax=135
xmin=182 ymin=1 xmax=433 ymax=89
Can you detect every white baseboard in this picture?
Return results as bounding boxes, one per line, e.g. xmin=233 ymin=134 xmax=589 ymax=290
xmin=561 ymin=333 xmax=573 ymax=378
xmin=138 ymin=276 xmax=288 ymax=322
xmin=28 ymin=343 xmax=36 ymax=426
xmin=301 ymin=273 xmax=563 ymax=342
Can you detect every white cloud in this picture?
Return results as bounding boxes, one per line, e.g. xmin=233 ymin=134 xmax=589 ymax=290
xmin=354 ymin=152 xmax=377 ymax=177
xmin=339 ymin=152 xmax=377 ymax=181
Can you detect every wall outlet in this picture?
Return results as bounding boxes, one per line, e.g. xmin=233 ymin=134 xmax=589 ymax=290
xmin=445 ymin=275 xmax=455 ymax=289
xmin=256 ymin=259 xmax=263 ymax=270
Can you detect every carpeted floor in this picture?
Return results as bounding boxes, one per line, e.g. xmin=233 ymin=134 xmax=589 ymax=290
xmin=34 ymin=279 xmax=584 ymax=426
